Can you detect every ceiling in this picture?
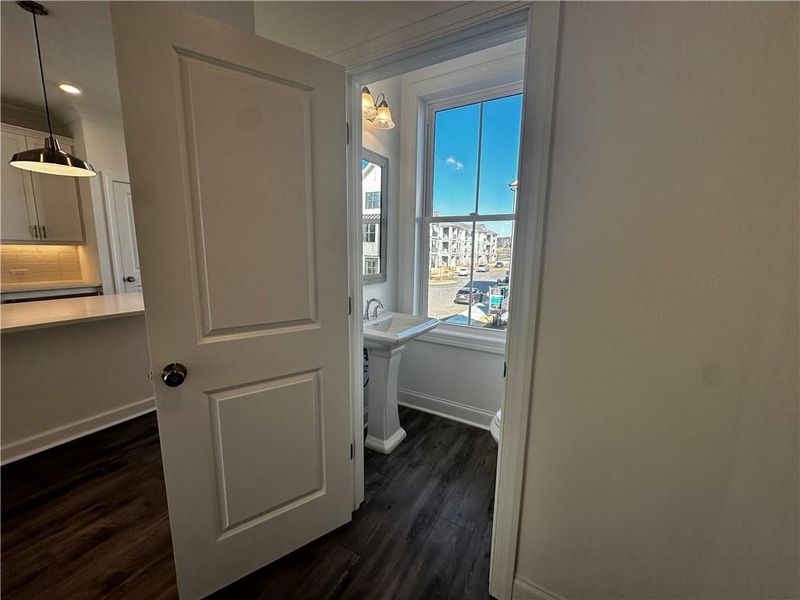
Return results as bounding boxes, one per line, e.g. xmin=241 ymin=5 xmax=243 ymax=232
xmin=1 ymin=1 xmax=121 ymax=121
xmin=1 ymin=1 xmax=255 ymax=125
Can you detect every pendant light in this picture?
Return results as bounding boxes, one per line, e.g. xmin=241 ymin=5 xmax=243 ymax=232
xmin=9 ymin=1 xmax=96 ymax=178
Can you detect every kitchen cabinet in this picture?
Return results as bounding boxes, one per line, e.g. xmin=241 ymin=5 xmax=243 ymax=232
xmin=1 ymin=130 xmax=38 ymax=241
xmin=0 ymin=124 xmax=85 ymax=243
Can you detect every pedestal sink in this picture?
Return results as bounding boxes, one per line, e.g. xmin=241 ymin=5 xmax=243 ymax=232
xmin=363 ymin=312 xmax=439 ymax=454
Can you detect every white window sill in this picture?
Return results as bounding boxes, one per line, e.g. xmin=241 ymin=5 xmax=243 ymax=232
xmin=415 ymin=323 xmax=507 ymax=355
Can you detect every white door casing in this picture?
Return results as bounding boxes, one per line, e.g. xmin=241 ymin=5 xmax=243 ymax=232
xmin=111 ymin=4 xmax=353 ymax=598
xmin=106 ymin=179 xmax=141 ymax=293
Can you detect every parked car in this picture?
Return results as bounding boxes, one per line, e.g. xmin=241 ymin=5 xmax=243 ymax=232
xmin=454 ymin=287 xmax=482 ymax=304
xmin=456 ymin=266 xmax=470 ymax=277
xmin=476 ymin=264 xmax=489 ymax=272
xmin=494 ymin=261 xmax=505 ymax=268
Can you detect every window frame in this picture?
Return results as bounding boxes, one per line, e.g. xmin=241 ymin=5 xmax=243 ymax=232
xmin=363 ymin=223 xmax=377 ymax=243
xmin=364 ymin=191 xmax=381 ymax=210
xmin=364 ymin=257 xmax=380 ymax=275
xmin=419 ymin=83 xmax=523 ymax=334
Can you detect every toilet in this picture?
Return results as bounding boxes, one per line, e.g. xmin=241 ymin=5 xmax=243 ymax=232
xmin=490 ymin=409 xmax=501 ymax=443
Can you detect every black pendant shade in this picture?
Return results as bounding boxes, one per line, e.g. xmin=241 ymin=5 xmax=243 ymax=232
xmin=10 ymin=1 xmax=96 ymax=178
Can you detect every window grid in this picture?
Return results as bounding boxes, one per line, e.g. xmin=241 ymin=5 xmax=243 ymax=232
xmin=421 ymin=90 xmax=522 ymax=331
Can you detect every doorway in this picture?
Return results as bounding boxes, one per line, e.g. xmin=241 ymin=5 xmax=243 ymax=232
xmin=103 ymin=175 xmax=142 ymax=293
xmin=349 ymin=17 xmax=531 ymax=600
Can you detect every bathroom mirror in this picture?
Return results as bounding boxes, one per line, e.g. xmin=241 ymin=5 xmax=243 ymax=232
xmin=361 ymin=150 xmax=388 ymax=284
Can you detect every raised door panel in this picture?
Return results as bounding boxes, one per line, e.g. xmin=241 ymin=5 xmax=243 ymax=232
xmin=209 ymin=371 xmax=323 ymax=531
xmin=26 ymin=136 xmax=85 ymax=243
xmin=180 ymin=53 xmax=316 ymax=337
xmin=1 ymin=130 xmax=37 ymax=241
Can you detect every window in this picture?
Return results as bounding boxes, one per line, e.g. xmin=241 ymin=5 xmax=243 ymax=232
xmin=363 ymin=223 xmax=376 ymax=243
xmin=365 ymin=191 xmax=381 ymax=210
xmin=364 ymin=257 xmax=379 ymax=275
xmin=423 ymin=92 xmax=523 ymax=331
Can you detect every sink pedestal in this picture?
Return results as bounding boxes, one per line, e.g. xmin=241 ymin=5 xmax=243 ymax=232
xmin=365 ymin=345 xmax=407 ymax=454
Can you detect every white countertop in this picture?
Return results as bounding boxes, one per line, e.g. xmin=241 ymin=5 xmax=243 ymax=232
xmin=0 ymin=293 xmax=144 ymax=333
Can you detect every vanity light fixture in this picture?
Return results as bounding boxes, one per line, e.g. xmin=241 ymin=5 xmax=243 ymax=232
xmin=9 ymin=1 xmax=96 ymax=178
xmin=361 ymin=86 xmax=395 ymax=130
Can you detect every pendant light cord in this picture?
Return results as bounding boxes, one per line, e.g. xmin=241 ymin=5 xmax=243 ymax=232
xmin=31 ymin=11 xmax=54 ymax=142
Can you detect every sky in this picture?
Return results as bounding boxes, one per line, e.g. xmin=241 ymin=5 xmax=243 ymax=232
xmin=431 ymin=94 xmax=523 ymax=237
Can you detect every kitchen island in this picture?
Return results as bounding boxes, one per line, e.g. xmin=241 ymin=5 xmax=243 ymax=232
xmin=1 ymin=292 xmax=144 ymax=332
xmin=1 ymin=293 xmax=155 ymax=463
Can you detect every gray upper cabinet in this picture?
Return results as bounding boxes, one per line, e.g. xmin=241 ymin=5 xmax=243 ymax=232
xmin=0 ymin=125 xmax=85 ymax=244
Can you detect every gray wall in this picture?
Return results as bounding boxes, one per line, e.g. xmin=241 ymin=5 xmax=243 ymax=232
xmin=515 ymin=3 xmax=799 ymax=598
xmin=2 ymin=315 xmax=154 ymax=463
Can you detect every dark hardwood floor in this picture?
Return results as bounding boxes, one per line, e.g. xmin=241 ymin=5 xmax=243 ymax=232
xmin=2 ymin=406 xmax=497 ymax=599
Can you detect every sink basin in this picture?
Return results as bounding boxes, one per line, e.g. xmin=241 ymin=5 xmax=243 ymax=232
xmin=363 ymin=312 xmax=439 ymax=349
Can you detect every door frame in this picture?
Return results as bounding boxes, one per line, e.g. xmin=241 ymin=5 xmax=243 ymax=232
xmin=100 ymin=172 xmax=133 ymax=294
xmin=345 ymin=3 xmax=562 ymax=597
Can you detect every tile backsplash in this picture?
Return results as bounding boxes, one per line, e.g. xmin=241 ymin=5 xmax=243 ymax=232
xmin=1 ymin=245 xmax=83 ymax=285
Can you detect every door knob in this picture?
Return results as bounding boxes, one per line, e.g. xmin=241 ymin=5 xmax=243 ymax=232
xmin=161 ymin=363 xmax=187 ymax=387
xmin=125 ymin=276 xmax=136 ymax=282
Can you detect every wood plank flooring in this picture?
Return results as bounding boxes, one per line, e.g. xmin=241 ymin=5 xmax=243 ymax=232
xmin=2 ymin=407 xmax=497 ymax=599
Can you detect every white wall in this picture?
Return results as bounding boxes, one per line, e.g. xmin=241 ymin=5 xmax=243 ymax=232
xmin=254 ymin=2 xmax=462 ymax=61
xmin=1 ymin=315 xmax=154 ymax=463
xmin=398 ymin=340 xmax=504 ymax=428
xmin=167 ymin=1 xmax=254 ymax=33
xmin=362 ymin=76 xmax=401 ymax=312
xmin=67 ymin=109 xmax=129 ymax=293
xmin=515 ymin=3 xmax=799 ymax=599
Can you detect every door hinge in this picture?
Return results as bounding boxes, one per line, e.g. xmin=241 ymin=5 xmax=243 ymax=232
xmin=348 ymin=296 xmax=353 ymax=316
xmin=503 ymin=361 xmax=507 ymax=378
xmin=346 ymin=122 xmax=351 ymax=146
xmin=350 ymin=443 xmax=354 ymax=460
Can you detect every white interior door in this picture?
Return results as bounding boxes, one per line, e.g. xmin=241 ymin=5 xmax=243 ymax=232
xmin=109 ymin=181 xmax=141 ymax=293
xmin=111 ymin=4 xmax=353 ymax=597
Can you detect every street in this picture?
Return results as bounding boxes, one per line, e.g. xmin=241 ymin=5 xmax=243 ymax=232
xmin=427 ymin=266 xmax=508 ymax=328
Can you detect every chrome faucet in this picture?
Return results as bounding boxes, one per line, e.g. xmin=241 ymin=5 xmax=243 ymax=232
xmin=364 ymin=298 xmax=384 ymax=321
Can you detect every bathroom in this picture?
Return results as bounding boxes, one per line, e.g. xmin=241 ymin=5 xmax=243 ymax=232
xmin=358 ymin=40 xmax=525 ymax=455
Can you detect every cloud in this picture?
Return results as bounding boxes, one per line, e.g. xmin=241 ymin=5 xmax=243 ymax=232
xmin=445 ymin=156 xmax=464 ymax=171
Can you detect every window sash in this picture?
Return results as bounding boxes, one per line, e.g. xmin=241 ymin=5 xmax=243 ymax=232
xmin=365 ymin=191 xmax=381 ymax=209
xmin=419 ymin=85 xmax=522 ymax=331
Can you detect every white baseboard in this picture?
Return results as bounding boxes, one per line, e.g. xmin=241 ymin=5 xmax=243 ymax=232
xmin=512 ymin=576 xmax=564 ymax=600
xmin=397 ymin=388 xmax=495 ymax=430
xmin=1 ymin=397 xmax=156 ymax=465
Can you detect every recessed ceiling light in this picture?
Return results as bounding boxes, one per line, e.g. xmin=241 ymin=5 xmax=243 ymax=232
xmin=58 ymin=82 xmax=82 ymax=95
